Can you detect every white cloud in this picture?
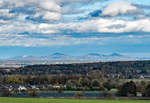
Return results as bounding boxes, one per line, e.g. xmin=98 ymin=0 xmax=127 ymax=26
xmin=96 ymin=18 xmax=150 ymax=33
xmin=40 ymin=0 xmax=61 ymax=12
xmin=38 ymin=18 xmax=150 ymax=33
xmin=0 ymin=9 xmax=16 ymax=18
xmin=42 ymin=11 xmax=62 ymax=21
xmin=0 ymin=0 xmax=63 ymax=21
xmin=0 ymin=21 xmax=39 ymax=34
xmin=0 ymin=1 xmax=3 ymax=7
xmin=0 ymin=0 xmax=107 ymax=22
xmin=0 ymin=33 xmax=103 ymax=47
xmin=101 ymin=1 xmax=143 ymax=17
xmin=56 ymin=0 xmax=99 ymax=4
xmin=0 ymin=20 xmax=8 ymax=23
xmin=1 ymin=15 xmax=150 ymax=35
xmin=75 ymin=18 xmax=150 ymax=33
xmin=0 ymin=32 xmax=149 ymax=47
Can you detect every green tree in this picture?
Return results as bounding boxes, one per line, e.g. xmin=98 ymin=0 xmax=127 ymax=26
xmin=117 ymin=81 xmax=137 ymax=96
xmin=66 ymin=80 xmax=72 ymax=90
xmin=92 ymin=79 xmax=100 ymax=87
xmin=103 ymin=81 xmax=112 ymax=91
xmin=79 ymin=78 xmax=90 ymax=87
xmin=143 ymin=84 xmax=150 ymax=97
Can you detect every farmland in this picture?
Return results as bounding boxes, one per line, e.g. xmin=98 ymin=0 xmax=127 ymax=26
xmin=0 ymin=98 xmax=150 ymax=103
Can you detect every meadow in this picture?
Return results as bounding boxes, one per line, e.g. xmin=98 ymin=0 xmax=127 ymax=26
xmin=0 ymin=98 xmax=150 ymax=103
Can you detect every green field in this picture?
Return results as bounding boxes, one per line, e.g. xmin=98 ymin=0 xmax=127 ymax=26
xmin=0 ymin=98 xmax=150 ymax=103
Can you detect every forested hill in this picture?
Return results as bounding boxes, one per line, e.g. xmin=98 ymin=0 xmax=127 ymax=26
xmin=1 ymin=60 xmax=150 ymax=78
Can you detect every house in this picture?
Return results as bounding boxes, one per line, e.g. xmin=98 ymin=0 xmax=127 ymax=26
xmin=53 ymin=85 xmax=66 ymax=89
xmin=31 ymin=85 xmax=39 ymax=90
xmin=144 ymin=75 xmax=150 ymax=79
xmin=53 ymin=85 xmax=61 ymax=89
xmin=8 ymin=85 xmax=13 ymax=91
xmin=18 ymin=86 xmax=27 ymax=91
xmin=139 ymin=75 xmax=144 ymax=79
xmin=63 ymin=85 xmax=66 ymax=88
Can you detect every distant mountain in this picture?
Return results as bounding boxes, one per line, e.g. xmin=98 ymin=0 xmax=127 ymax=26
xmin=109 ymin=53 xmax=123 ymax=56
xmin=2 ymin=53 xmax=150 ymax=67
xmin=11 ymin=55 xmax=42 ymax=61
xmin=8 ymin=52 xmax=137 ymax=62
xmin=10 ymin=53 xmax=76 ymax=61
xmin=46 ymin=53 xmax=74 ymax=60
xmin=87 ymin=53 xmax=101 ymax=56
xmin=52 ymin=53 xmax=65 ymax=56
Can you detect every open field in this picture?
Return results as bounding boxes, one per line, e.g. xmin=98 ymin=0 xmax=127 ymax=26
xmin=0 ymin=98 xmax=150 ymax=103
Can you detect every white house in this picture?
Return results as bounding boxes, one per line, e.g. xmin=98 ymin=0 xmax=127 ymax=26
xmin=18 ymin=86 xmax=27 ymax=91
xmin=53 ymin=85 xmax=61 ymax=89
xmin=31 ymin=85 xmax=39 ymax=90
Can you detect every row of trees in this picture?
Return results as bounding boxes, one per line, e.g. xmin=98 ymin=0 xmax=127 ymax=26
xmin=0 ymin=70 xmax=106 ymax=86
xmin=1 ymin=60 xmax=150 ymax=79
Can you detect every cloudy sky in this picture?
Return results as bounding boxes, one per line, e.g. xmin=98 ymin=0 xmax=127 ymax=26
xmin=0 ymin=0 xmax=150 ymax=58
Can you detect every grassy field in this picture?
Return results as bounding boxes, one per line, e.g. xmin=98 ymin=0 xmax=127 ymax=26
xmin=0 ymin=98 xmax=150 ymax=103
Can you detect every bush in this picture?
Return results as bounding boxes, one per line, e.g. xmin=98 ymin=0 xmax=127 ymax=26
xmin=58 ymin=87 xmax=63 ymax=93
xmin=74 ymin=93 xmax=83 ymax=98
xmin=27 ymin=89 xmax=40 ymax=97
xmin=13 ymin=88 xmax=19 ymax=94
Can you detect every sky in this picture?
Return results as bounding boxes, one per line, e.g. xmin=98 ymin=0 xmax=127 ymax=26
xmin=0 ymin=0 xmax=150 ymax=58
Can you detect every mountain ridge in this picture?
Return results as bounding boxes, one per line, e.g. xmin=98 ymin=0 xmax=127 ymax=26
xmin=8 ymin=52 xmax=136 ymax=61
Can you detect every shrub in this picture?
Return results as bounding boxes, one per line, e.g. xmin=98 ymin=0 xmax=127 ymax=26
xmin=58 ymin=87 xmax=63 ymax=93
xmin=27 ymin=89 xmax=40 ymax=97
xmin=74 ymin=93 xmax=83 ymax=99
xmin=13 ymin=88 xmax=19 ymax=94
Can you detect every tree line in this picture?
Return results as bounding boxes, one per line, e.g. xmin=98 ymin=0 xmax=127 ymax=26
xmin=1 ymin=60 xmax=150 ymax=79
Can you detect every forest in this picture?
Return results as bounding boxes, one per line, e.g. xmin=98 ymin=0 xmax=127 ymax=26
xmin=1 ymin=60 xmax=150 ymax=79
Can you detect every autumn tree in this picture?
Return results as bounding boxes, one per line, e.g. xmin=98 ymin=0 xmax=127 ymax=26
xmin=117 ymin=81 xmax=137 ymax=96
